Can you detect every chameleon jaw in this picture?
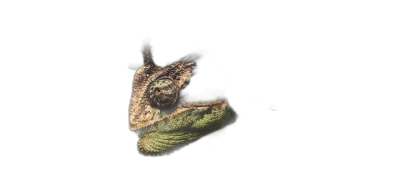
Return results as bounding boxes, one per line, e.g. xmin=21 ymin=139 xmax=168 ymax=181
xmin=129 ymin=101 xmax=228 ymax=131
xmin=129 ymin=105 xmax=207 ymax=131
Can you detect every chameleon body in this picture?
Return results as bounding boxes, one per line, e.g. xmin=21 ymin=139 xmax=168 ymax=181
xmin=129 ymin=45 xmax=234 ymax=155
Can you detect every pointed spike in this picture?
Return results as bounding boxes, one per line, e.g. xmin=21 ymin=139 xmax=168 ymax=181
xmin=142 ymin=44 xmax=155 ymax=66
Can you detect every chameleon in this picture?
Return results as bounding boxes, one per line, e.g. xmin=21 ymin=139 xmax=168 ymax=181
xmin=129 ymin=45 xmax=235 ymax=156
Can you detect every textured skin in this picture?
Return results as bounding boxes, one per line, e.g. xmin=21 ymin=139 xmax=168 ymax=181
xmin=129 ymin=45 xmax=233 ymax=155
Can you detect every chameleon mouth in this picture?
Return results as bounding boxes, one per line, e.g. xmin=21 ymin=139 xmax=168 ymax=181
xmin=130 ymin=107 xmax=209 ymax=131
xmin=129 ymin=100 xmax=229 ymax=131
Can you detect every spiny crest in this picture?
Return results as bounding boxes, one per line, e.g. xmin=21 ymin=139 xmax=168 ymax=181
xmin=142 ymin=44 xmax=154 ymax=66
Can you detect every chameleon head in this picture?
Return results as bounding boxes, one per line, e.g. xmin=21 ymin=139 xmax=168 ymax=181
xmin=129 ymin=42 xmax=201 ymax=131
xmin=130 ymin=45 xmax=235 ymax=155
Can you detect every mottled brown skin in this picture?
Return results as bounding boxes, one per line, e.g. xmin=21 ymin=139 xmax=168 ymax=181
xmin=129 ymin=45 xmax=233 ymax=155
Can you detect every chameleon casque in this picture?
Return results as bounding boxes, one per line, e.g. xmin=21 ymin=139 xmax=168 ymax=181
xmin=129 ymin=45 xmax=235 ymax=156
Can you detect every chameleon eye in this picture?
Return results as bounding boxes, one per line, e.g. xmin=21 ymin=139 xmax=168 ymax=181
xmin=148 ymin=77 xmax=179 ymax=108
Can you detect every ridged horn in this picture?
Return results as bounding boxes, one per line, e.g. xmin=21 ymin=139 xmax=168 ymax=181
xmin=142 ymin=44 xmax=155 ymax=66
